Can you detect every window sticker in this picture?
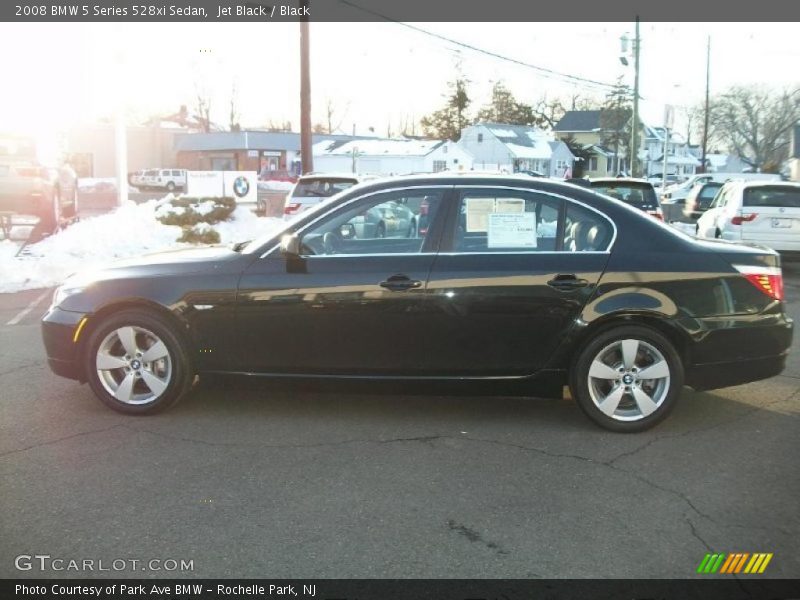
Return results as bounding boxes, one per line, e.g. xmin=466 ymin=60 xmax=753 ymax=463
xmin=495 ymin=198 xmax=526 ymax=214
xmin=465 ymin=198 xmax=495 ymax=232
xmin=487 ymin=213 xmax=538 ymax=248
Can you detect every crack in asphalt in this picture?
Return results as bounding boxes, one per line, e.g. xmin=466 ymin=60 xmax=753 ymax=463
xmin=0 ymin=361 xmax=43 ymax=378
xmin=2 ymin=399 xmax=796 ymax=545
xmin=686 ymin=518 xmax=713 ymax=553
xmin=0 ymin=423 xmax=127 ymax=458
xmin=446 ymin=519 xmax=510 ymax=556
xmin=606 ymin=388 xmax=800 ymax=466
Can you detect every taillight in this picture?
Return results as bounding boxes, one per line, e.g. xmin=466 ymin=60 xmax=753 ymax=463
xmin=284 ymin=203 xmax=301 ymax=215
xmin=420 ymin=199 xmax=429 ymax=216
xmin=649 ymin=210 xmax=663 ymax=221
xmin=735 ymin=265 xmax=784 ymax=301
xmin=731 ymin=213 xmax=757 ymax=225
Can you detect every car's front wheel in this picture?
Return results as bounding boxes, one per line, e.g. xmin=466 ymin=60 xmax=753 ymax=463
xmin=85 ymin=309 xmax=194 ymax=414
xmin=570 ymin=325 xmax=683 ymax=432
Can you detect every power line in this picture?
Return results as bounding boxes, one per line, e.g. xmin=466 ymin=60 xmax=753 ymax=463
xmin=339 ymin=0 xmax=624 ymax=93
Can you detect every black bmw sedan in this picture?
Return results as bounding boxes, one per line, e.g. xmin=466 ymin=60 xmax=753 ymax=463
xmin=42 ymin=174 xmax=793 ymax=432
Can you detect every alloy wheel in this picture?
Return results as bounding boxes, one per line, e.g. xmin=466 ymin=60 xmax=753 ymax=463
xmin=586 ymin=338 xmax=671 ymax=422
xmin=95 ymin=326 xmax=172 ymax=405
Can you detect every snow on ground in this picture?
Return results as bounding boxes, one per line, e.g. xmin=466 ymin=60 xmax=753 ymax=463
xmin=0 ymin=199 xmax=283 ymax=294
xmin=78 ymin=177 xmax=118 ymax=192
xmin=669 ymin=221 xmax=696 ymax=235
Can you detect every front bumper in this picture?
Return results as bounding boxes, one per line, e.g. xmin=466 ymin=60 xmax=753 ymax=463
xmin=41 ymin=305 xmax=88 ymax=382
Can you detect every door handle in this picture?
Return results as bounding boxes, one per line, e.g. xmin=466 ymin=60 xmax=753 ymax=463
xmin=547 ymin=274 xmax=589 ymax=291
xmin=379 ymin=274 xmax=423 ymax=292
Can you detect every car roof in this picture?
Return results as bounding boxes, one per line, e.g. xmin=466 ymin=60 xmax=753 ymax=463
xmin=298 ymin=172 xmax=364 ymax=181
xmin=589 ymin=177 xmax=653 ymax=185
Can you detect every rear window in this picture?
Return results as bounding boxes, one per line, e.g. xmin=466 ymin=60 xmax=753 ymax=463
xmin=293 ymin=178 xmax=357 ymax=198
xmin=591 ymin=182 xmax=659 ymax=210
xmin=743 ymin=186 xmax=800 ymax=208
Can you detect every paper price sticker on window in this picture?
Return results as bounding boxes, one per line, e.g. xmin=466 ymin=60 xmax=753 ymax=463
xmin=487 ymin=212 xmax=538 ymax=248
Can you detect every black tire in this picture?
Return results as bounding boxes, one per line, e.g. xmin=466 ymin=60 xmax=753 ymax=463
xmin=64 ymin=187 xmax=78 ymax=219
xmin=569 ymin=325 xmax=684 ymax=433
xmin=714 ymin=228 xmax=721 ymax=239
xmin=38 ymin=189 xmax=59 ymax=233
xmin=85 ymin=309 xmax=194 ymax=415
xmin=166 ymin=181 xmax=176 ymax=192
xmin=408 ymin=219 xmax=417 ymax=238
xmin=376 ymin=222 xmax=386 ymax=238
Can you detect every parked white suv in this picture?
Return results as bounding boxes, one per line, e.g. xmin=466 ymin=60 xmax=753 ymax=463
xmin=696 ymin=181 xmax=800 ymax=254
xmin=141 ymin=169 xmax=186 ymax=192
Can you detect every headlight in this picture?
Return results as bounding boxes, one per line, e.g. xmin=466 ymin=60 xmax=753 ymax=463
xmin=51 ymin=285 xmax=85 ymax=308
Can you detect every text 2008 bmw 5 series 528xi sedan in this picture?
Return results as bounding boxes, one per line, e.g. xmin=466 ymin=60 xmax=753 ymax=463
xmin=42 ymin=174 xmax=793 ymax=432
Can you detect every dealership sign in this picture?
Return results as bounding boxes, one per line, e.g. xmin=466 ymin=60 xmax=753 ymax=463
xmin=186 ymin=171 xmax=257 ymax=204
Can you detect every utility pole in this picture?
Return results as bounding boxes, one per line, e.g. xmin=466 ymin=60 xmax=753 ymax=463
xmin=629 ymin=17 xmax=641 ymax=178
xmin=299 ymin=2 xmax=313 ymax=174
xmin=700 ymin=35 xmax=711 ymax=174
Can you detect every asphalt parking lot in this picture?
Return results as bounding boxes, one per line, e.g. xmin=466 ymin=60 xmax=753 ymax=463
xmin=0 ymin=265 xmax=798 ymax=579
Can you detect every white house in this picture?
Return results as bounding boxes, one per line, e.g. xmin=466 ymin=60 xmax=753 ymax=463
xmin=312 ymin=138 xmax=474 ymax=175
xmin=457 ymin=123 xmax=575 ymax=177
xmin=642 ymin=126 xmax=700 ymax=177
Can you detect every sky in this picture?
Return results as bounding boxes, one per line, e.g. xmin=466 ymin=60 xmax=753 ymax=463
xmin=0 ymin=21 xmax=798 ymax=151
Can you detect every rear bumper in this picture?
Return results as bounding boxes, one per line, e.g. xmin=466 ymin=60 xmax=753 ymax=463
xmin=41 ymin=306 xmax=87 ymax=382
xmin=683 ymin=311 xmax=793 ymax=390
xmin=687 ymin=353 xmax=788 ymax=391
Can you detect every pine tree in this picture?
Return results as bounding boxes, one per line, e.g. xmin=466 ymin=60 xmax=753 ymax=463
xmin=476 ymin=81 xmax=535 ymax=126
xmin=420 ymin=78 xmax=472 ymax=141
xmin=599 ymin=77 xmax=633 ymax=174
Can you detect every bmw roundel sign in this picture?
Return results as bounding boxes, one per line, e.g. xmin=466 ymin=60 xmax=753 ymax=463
xmin=221 ymin=171 xmax=257 ymax=204
xmin=233 ymin=176 xmax=250 ymax=198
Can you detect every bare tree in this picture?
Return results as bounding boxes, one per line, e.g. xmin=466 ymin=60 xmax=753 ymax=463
xmin=229 ymin=81 xmax=241 ymax=132
xmin=324 ymin=98 xmax=350 ymax=134
xmin=194 ymin=90 xmax=212 ymax=133
xmin=705 ymin=84 xmax=800 ymax=172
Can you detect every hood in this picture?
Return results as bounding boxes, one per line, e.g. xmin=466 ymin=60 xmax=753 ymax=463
xmin=64 ymin=245 xmax=243 ymax=286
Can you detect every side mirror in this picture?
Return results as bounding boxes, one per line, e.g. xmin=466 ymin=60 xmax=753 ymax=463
xmin=280 ymin=233 xmax=302 ymax=257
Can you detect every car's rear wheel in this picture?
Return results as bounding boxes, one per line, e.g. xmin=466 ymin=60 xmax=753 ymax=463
xmin=570 ymin=325 xmax=683 ymax=432
xmin=376 ymin=222 xmax=386 ymax=238
xmin=166 ymin=181 xmax=176 ymax=192
xmin=408 ymin=219 xmax=417 ymax=238
xmin=85 ymin=310 xmax=193 ymax=414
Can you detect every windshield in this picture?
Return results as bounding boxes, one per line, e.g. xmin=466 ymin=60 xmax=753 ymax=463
xmin=240 ymin=195 xmax=337 ymax=255
xmin=292 ymin=178 xmax=358 ymax=198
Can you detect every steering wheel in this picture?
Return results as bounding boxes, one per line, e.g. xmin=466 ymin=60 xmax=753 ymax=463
xmin=322 ymin=231 xmax=340 ymax=255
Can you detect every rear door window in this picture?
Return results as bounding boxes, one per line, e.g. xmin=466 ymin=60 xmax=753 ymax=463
xmin=698 ymin=184 xmax=723 ymax=209
xmin=451 ymin=190 xmax=564 ymax=252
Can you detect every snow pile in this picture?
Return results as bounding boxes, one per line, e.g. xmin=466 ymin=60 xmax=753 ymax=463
xmin=0 ymin=199 xmax=283 ymax=293
xmin=669 ymin=222 xmax=696 ymax=235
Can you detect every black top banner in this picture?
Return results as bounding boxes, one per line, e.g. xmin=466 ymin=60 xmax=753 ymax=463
xmin=3 ymin=0 xmax=800 ymax=22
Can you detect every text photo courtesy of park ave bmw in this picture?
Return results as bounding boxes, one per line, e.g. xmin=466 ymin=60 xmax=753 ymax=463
xmin=1 ymin=1 xmax=799 ymax=599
